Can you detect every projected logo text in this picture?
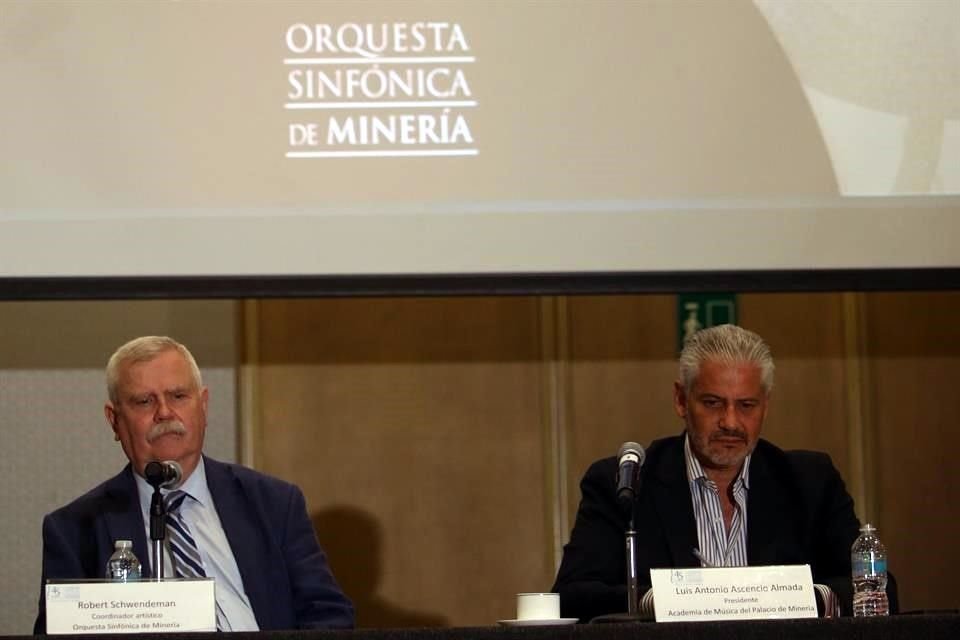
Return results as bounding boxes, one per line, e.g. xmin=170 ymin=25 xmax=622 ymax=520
xmin=284 ymin=22 xmax=478 ymax=159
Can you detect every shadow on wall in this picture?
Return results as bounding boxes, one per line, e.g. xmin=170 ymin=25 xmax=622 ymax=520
xmin=312 ymin=505 xmax=448 ymax=629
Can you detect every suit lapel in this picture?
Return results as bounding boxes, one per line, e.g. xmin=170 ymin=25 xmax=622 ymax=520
xmin=204 ymin=458 xmax=273 ymax=629
xmin=651 ymin=438 xmax=699 ymax=567
xmin=102 ymin=466 xmax=152 ymax=575
xmin=746 ymin=447 xmax=787 ymax=566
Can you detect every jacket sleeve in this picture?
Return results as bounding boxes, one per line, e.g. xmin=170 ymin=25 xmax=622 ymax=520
xmin=552 ymin=458 xmax=638 ymax=622
xmin=280 ymin=485 xmax=355 ymax=629
xmin=802 ymin=452 xmax=900 ymax=615
xmin=34 ymin=510 xmax=97 ymax=634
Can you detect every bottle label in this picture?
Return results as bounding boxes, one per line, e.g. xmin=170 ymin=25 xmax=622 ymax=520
xmin=852 ymin=552 xmax=886 ymax=576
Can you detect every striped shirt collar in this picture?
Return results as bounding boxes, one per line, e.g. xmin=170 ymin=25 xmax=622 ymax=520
xmin=683 ymin=431 xmax=752 ymax=568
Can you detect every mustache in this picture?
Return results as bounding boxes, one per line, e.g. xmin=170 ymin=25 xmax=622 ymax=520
xmin=146 ymin=420 xmax=187 ymax=443
xmin=710 ymin=427 xmax=747 ymax=441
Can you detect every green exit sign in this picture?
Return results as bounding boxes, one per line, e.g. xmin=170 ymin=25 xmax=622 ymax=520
xmin=677 ymin=293 xmax=738 ymax=351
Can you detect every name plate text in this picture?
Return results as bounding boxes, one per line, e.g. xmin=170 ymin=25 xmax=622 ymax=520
xmin=650 ymin=564 xmax=817 ymax=622
xmin=45 ymin=579 xmax=216 ymax=634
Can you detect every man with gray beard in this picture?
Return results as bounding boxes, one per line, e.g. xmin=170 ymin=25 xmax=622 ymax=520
xmin=34 ymin=336 xmax=353 ymax=633
xmin=552 ymin=324 xmax=898 ymax=621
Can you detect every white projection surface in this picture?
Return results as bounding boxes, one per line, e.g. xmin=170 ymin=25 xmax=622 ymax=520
xmin=1 ymin=0 xmax=958 ymax=281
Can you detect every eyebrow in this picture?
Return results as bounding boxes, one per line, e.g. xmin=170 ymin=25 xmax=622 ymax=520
xmin=124 ymin=386 xmax=194 ymax=398
xmin=697 ymin=393 xmax=761 ymax=402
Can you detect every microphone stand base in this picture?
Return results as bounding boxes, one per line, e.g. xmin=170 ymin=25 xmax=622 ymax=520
xmin=589 ymin=613 xmax=649 ymax=624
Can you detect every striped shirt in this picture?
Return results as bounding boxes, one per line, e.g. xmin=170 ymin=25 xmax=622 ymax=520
xmin=640 ymin=434 xmax=754 ymax=616
xmin=684 ymin=433 xmax=751 ymax=568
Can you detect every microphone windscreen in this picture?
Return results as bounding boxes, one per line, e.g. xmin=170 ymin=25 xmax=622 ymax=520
xmin=618 ymin=441 xmax=645 ymax=465
xmin=144 ymin=460 xmax=184 ymax=489
xmin=162 ymin=460 xmax=183 ymax=489
xmin=144 ymin=461 xmax=166 ymax=485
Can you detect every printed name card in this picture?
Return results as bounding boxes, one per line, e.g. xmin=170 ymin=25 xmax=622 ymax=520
xmin=650 ymin=564 xmax=817 ymax=622
xmin=45 ymin=579 xmax=216 ymax=634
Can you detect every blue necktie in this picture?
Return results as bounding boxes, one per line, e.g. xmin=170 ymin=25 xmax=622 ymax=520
xmin=164 ymin=490 xmax=207 ymax=578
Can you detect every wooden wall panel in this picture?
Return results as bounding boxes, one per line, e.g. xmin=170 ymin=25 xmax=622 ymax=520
xmin=739 ymin=293 xmax=852 ymax=477
xmin=865 ymin=291 xmax=960 ymax=613
xmin=564 ymin=295 xmax=678 ymax=518
xmin=253 ymin=297 xmax=554 ymax=628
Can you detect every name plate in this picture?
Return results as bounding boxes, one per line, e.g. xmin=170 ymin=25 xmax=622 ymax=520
xmin=45 ymin=579 xmax=216 ymax=634
xmin=650 ymin=564 xmax=817 ymax=622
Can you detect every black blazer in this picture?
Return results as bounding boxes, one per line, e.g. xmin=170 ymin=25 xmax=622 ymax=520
xmin=34 ymin=456 xmax=354 ymax=633
xmin=552 ymin=435 xmax=899 ymax=621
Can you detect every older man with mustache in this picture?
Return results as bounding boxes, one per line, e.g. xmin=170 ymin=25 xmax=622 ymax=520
xmin=552 ymin=324 xmax=898 ymax=621
xmin=34 ymin=336 xmax=353 ymax=633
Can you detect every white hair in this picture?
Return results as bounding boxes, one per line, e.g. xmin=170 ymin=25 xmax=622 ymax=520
xmin=678 ymin=324 xmax=774 ymax=393
xmin=106 ymin=336 xmax=203 ymax=403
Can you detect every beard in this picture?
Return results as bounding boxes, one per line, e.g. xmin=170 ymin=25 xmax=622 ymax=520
xmin=689 ymin=425 xmax=755 ymax=469
xmin=146 ymin=420 xmax=187 ymax=443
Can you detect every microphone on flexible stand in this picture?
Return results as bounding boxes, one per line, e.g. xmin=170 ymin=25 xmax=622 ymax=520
xmin=144 ymin=460 xmax=182 ymax=580
xmin=591 ymin=442 xmax=648 ymax=624
xmin=618 ymin=442 xmax=645 ymax=617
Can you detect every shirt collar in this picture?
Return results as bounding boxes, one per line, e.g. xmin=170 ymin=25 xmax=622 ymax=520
xmin=683 ymin=432 xmax=751 ymax=490
xmin=136 ymin=457 xmax=211 ymax=515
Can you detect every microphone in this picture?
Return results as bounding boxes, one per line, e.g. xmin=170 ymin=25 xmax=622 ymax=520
xmin=615 ymin=442 xmax=645 ymax=616
xmin=144 ymin=460 xmax=183 ymax=490
xmin=616 ymin=442 xmax=645 ymax=507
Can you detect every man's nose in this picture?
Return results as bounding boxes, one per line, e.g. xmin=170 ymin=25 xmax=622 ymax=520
xmin=718 ymin=404 xmax=737 ymax=428
xmin=155 ymin=397 xmax=174 ymax=420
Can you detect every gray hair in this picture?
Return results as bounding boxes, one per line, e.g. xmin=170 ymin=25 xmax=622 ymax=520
xmin=678 ymin=324 xmax=774 ymax=394
xmin=106 ymin=336 xmax=203 ymax=403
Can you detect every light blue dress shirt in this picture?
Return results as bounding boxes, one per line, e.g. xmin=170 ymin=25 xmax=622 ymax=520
xmin=136 ymin=458 xmax=260 ymax=631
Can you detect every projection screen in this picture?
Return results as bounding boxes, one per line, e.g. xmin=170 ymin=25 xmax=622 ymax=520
xmin=1 ymin=0 xmax=958 ymax=297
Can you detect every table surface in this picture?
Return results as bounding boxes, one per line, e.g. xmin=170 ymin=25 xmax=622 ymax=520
xmin=8 ymin=613 xmax=960 ymax=640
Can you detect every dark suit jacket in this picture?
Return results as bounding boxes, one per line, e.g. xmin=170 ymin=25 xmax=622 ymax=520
xmin=552 ymin=435 xmax=899 ymax=621
xmin=34 ymin=456 xmax=354 ymax=633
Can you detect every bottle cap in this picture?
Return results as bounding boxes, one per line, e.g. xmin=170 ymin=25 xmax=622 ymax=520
xmin=114 ymin=539 xmax=133 ymax=549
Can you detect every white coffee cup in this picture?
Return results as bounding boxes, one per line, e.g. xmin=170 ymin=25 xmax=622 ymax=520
xmin=516 ymin=592 xmax=560 ymax=620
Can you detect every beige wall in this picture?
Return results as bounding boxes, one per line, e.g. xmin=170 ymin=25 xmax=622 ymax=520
xmin=250 ymin=297 xmax=555 ymax=627
xmin=248 ymin=291 xmax=960 ymax=625
xmin=866 ymin=292 xmax=960 ymax=611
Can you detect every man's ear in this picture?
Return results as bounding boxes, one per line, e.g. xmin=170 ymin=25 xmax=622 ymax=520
xmin=760 ymin=390 xmax=771 ymax=423
xmin=672 ymin=381 xmax=688 ymax=419
xmin=105 ymin=403 xmax=120 ymax=441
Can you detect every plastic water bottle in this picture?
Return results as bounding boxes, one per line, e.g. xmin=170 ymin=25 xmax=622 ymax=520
xmin=105 ymin=540 xmax=141 ymax=582
xmin=851 ymin=523 xmax=889 ymax=616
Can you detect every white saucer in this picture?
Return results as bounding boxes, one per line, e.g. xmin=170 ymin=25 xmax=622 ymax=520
xmin=497 ymin=618 xmax=578 ymax=627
